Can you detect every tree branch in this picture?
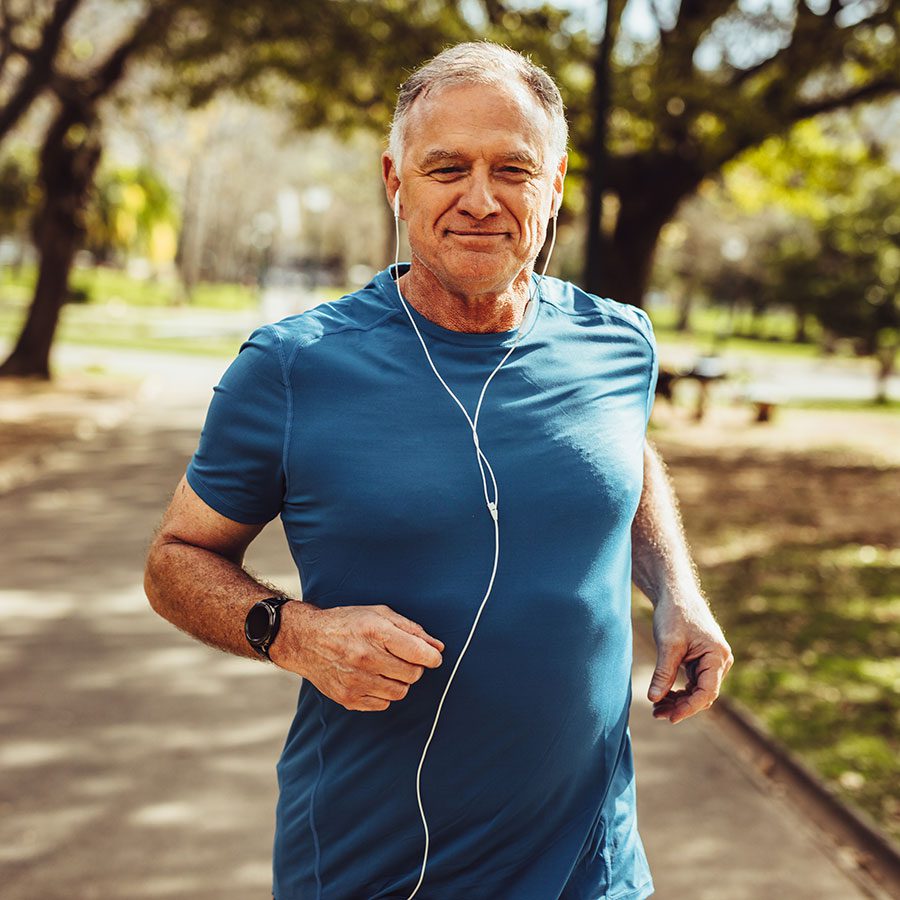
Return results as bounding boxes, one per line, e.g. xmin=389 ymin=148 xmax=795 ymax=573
xmin=791 ymin=74 xmax=900 ymax=121
xmin=663 ymin=0 xmax=737 ymax=79
xmin=82 ymin=0 xmax=183 ymax=104
xmin=0 ymin=0 xmax=82 ymax=141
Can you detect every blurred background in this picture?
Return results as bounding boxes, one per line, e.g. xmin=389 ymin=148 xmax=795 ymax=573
xmin=1 ymin=1 xmax=898 ymax=898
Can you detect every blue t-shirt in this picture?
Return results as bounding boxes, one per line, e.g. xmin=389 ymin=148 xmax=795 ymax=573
xmin=187 ymin=264 xmax=658 ymax=900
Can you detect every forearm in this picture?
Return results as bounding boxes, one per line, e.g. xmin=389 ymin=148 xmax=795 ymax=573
xmin=631 ymin=440 xmax=705 ymax=610
xmin=144 ymin=539 xmax=313 ymax=661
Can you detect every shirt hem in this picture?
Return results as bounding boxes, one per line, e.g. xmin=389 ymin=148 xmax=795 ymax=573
xmin=607 ymin=878 xmax=654 ymax=900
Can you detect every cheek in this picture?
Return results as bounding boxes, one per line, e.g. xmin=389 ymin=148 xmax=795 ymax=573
xmin=520 ymin=207 xmax=546 ymax=248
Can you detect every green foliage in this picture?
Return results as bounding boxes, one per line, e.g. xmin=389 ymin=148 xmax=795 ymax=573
xmin=0 ymin=149 xmax=38 ymax=237
xmin=84 ymin=165 xmax=180 ymax=265
xmin=706 ymin=117 xmax=900 ymax=364
xmin=161 ymin=1 xmax=588 ymax=147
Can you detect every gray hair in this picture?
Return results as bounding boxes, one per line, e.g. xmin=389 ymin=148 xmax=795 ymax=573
xmin=388 ymin=42 xmax=568 ymax=175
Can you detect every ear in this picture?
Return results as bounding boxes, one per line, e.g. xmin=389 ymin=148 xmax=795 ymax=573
xmin=382 ymin=151 xmax=402 ymax=219
xmin=552 ymin=152 xmax=568 ymax=218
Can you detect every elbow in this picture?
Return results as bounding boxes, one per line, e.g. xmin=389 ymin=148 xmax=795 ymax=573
xmin=143 ymin=539 xmax=167 ymax=618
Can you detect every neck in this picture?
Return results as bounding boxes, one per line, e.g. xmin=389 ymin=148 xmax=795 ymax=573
xmin=396 ymin=259 xmax=533 ymax=333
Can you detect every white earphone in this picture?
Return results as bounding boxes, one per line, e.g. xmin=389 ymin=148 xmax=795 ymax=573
xmin=390 ymin=183 xmax=558 ymax=900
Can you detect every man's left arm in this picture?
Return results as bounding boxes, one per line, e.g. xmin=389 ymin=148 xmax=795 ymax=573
xmin=631 ymin=439 xmax=734 ymax=724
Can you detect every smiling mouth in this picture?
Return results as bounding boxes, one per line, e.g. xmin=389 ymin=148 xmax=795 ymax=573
xmin=447 ymin=231 xmax=508 ymax=237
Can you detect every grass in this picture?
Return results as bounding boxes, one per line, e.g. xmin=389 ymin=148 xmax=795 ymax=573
xmin=782 ymin=397 xmax=900 ymax=414
xmin=703 ymin=542 xmax=899 ymax=838
xmin=647 ymin=302 xmax=826 ymax=360
xmin=0 ymin=301 xmax=247 ymax=358
xmin=1 ymin=263 xmax=259 ymax=310
xmin=0 ymin=264 xmax=269 ymax=357
xmin=640 ymin=432 xmax=900 ymax=844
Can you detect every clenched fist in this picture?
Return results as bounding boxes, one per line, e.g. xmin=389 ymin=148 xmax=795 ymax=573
xmin=269 ymin=602 xmax=444 ymax=712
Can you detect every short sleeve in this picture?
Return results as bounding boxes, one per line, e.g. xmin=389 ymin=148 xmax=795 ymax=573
xmin=633 ymin=307 xmax=658 ymax=429
xmin=186 ymin=325 xmax=288 ymax=524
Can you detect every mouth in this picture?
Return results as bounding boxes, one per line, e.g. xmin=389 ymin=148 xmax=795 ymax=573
xmin=446 ymin=230 xmax=508 ymax=238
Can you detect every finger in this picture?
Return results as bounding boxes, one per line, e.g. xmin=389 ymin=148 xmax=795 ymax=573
xmin=684 ymin=657 xmax=701 ymax=686
xmin=650 ymin=689 xmax=689 ymax=714
xmin=381 ymin=624 xmax=443 ymax=668
xmin=376 ymin=606 xmax=445 ymax=652
xmin=357 ymin=695 xmax=391 ymax=712
xmin=364 ymin=674 xmax=413 ymax=702
xmin=648 ymin=642 xmax=683 ymax=702
xmin=657 ymin=685 xmax=717 ymax=723
xmin=373 ymin=653 xmax=426 ymax=685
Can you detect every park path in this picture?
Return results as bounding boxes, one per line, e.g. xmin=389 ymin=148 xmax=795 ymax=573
xmin=0 ymin=345 xmax=877 ymax=900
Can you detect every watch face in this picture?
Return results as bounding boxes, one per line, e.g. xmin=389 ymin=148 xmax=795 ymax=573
xmin=246 ymin=603 xmax=273 ymax=644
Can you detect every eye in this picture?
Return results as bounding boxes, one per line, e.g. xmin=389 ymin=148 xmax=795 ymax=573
xmin=499 ymin=166 xmax=533 ymax=179
xmin=428 ymin=167 xmax=467 ymax=182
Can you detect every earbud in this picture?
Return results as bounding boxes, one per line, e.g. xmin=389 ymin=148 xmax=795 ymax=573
xmin=393 ymin=191 xmax=400 ymax=218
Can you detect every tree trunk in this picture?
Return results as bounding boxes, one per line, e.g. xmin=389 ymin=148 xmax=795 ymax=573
xmin=599 ymin=159 xmax=702 ymax=308
xmin=583 ymin=0 xmax=621 ymax=295
xmin=675 ymin=277 xmax=699 ymax=332
xmin=793 ymin=308 xmax=809 ymax=343
xmin=875 ymin=346 xmax=896 ymax=404
xmin=0 ymin=107 xmax=101 ymax=379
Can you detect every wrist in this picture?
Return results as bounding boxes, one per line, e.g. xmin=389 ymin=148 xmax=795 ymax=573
xmin=268 ymin=600 xmax=320 ymax=671
xmin=652 ymin=584 xmax=707 ymax=612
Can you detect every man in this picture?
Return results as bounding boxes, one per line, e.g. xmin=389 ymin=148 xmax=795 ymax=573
xmin=145 ymin=42 xmax=733 ymax=900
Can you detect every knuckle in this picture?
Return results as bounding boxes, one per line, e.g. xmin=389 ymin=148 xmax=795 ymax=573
xmin=359 ymin=621 xmax=380 ymax=640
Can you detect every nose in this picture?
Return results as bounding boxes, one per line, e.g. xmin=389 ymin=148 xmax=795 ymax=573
xmin=457 ymin=172 xmax=501 ymax=220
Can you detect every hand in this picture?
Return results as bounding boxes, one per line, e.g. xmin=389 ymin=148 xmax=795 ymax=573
xmin=647 ymin=597 xmax=734 ymax=724
xmin=270 ymin=602 xmax=444 ymax=712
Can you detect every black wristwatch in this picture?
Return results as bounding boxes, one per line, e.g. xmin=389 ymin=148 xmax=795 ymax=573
xmin=244 ymin=596 xmax=294 ymax=660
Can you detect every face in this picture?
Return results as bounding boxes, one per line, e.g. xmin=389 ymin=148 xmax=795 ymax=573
xmin=382 ymin=81 xmax=566 ymax=296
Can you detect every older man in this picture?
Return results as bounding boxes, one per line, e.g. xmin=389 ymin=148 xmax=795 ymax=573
xmin=145 ymin=42 xmax=732 ymax=900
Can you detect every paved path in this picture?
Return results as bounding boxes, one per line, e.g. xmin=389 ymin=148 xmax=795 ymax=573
xmin=0 ymin=347 xmax=876 ymax=899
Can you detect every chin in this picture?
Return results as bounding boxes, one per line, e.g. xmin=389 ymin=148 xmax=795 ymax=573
xmin=442 ymin=256 xmax=520 ymax=292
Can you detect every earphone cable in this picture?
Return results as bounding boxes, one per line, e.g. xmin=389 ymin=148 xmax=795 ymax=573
xmin=392 ymin=205 xmax=557 ymax=900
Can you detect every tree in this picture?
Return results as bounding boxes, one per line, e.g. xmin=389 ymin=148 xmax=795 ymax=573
xmin=0 ymin=0 xmax=519 ymax=377
xmin=0 ymin=0 xmax=183 ymax=377
xmin=582 ymin=0 xmax=900 ymax=306
xmin=768 ymin=167 xmax=900 ymax=401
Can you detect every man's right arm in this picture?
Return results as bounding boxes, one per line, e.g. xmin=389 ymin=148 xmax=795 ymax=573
xmin=144 ymin=475 xmax=444 ymax=711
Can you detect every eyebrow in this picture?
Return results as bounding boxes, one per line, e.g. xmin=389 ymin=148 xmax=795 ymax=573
xmin=419 ymin=149 xmax=541 ymax=169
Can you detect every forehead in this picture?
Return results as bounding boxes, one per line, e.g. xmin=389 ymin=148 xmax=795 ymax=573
xmin=403 ymin=80 xmax=553 ymax=167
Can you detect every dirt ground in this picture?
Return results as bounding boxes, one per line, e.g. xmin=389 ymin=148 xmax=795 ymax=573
xmin=0 ymin=371 xmax=144 ymax=493
xmin=648 ymin=400 xmax=900 ymax=560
